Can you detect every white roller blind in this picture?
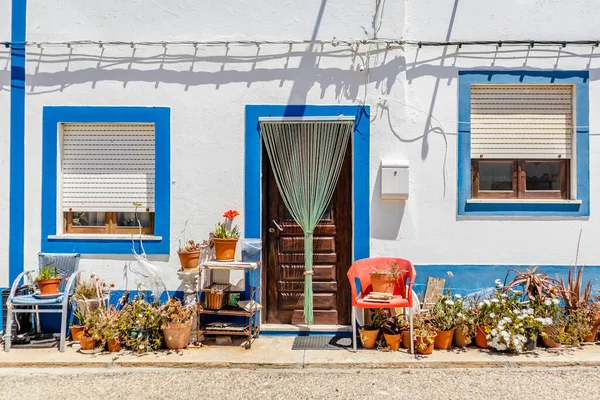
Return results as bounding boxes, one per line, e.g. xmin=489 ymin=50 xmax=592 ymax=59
xmin=61 ymin=123 xmax=155 ymax=212
xmin=470 ymin=84 xmax=574 ymax=159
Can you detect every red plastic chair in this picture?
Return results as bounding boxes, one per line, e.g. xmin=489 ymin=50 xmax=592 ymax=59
xmin=347 ymin=257 xmax=416 ymax=352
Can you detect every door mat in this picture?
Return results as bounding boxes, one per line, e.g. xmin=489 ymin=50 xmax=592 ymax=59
xmin=292 ymin=335 xmax=354 ymax=350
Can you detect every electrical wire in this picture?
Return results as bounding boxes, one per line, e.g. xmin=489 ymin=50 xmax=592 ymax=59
xmin=2 ymin=38 xmax=600 ymax=49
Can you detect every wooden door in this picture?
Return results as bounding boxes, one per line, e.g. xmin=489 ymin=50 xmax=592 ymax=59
xmin=263 ymin=142 xmax=352 ymax=325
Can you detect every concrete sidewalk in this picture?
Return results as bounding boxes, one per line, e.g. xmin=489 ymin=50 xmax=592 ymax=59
xmin=1 ymin=337 xmax=599 ymax=369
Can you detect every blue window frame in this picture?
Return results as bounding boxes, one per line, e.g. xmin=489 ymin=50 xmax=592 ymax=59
xmin=41 ymin=106 xmax=171 ymax=254
xmin=458 ymin=71 xmax=589 ymax=217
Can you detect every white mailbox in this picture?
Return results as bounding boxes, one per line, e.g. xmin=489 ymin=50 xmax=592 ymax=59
xmin=381 ymin=160 xmax=409 ymax=200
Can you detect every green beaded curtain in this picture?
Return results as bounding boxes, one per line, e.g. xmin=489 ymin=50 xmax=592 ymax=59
xmin=260 ymin=119 xmax=352 ymax=325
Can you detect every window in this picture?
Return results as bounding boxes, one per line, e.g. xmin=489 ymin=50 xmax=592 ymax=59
xmin=457 ymin=71 xmax=589 ymax=217
xmin=41 ymin=106 xmax=170 ymax=255
xmin=472 ymin=160 xmax=569 ymax=199
xmin=60 ymin=123 xmax=156 ymax=235
xmin=470 ymin=84 xmax=573 ymax=200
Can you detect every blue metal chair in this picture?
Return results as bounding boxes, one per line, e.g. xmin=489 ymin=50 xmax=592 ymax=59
xmin=4 ymin=253 xmax=80 ymax=352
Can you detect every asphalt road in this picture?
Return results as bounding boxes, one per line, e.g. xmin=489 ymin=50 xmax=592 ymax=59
xmin=0 ymin=367 xmax=599 ymax=400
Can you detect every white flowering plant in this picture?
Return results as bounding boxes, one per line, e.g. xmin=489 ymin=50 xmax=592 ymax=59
xmin=487 ymin=305 xmax=546 ymax=353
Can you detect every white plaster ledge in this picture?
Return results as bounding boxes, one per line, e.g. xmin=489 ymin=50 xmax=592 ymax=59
xmin=48 ymin=234 xmax=163 ymax=241
xmin=466 ymin=199 xmax=582 ymax=205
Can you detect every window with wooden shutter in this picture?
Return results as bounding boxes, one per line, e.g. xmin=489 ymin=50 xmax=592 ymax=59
xmin=61 ymin=123 xmax=155 ymax=234
xmin=470 ymin=84 xmax=574 ymax=199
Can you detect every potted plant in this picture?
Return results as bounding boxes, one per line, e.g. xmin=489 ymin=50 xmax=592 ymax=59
xmin=414 ymin=317 xmax=437 ymax=355
xmin=177 ymin=240 xmax=204 ymax=270
xmin=35 ymin=265 xmax=62 ymax=295
xmin=159 ymin=297 xmax=193 ymax=350
xmin=80 ymin=308 xmax=103 ymax=351
xmin=70 ymin=309 xmax=86 ymax=341
xmin=454 ymin=294 xmax=475 ymax=347
xmin=92 ymin=306 xmax=123 ymax=353
xmin=72 ymin=274 xmax=113 ymax=317
xmin=210 ymin=210 xmax=241 ymax=261
xmin=369 ymin=263 xmax=403 ymax=294
xmin=118 ymin=292 xmax=163 ymax=353
xmin=503 ymin=266 xmax=559 ymax=302
xmin=359 ymin=309 xmax=386 ymax=349
xmin=533 ymin=295 xmax=564 ymax=348
xmin=487 ymin=302 xmax=545 ymax=353
xmin=470 ymin=281 xmax=506 ymax=348
xmin=431 ymin=293 xmax=459 ymax=349
xmin=583 ymin=298 xmax=600 ymax=342
xmin=381 ymin=312 xmax=404 ymax=351
xmin=557 ymin=265 xmax=599 ymax=342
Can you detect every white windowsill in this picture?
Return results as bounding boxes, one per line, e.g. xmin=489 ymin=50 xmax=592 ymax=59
xmin=48 ymin=234 xmax=163 ymax=241
xmin=466 ymin=199 xmax=582 ymax=205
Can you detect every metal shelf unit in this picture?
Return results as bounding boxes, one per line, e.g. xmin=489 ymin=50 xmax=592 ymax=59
xmin=198 ymin=261 xmax=261 ymax=349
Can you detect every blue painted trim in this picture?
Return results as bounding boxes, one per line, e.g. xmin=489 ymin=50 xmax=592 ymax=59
xmin=413 ymin=264 xmax=600 ymax=297
xmin=457 ymin=70 xmax=590 ymax=217
xmin=41 ymin=107 xmax=171 ymax=254
xmin=244 ymin=105 xmax=370 ymax=260
xmin=9 ymin=1 xmax=27 ymax=285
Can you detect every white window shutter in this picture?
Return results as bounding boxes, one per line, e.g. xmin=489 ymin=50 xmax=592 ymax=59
xmin=470 ymin=84 xmax=574 ymax=159
xmin=61 ymin=123 xmax=155 ymax=212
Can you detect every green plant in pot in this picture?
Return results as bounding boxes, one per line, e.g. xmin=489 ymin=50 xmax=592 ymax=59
xmin=431 ymin=293 xmax=460 ymax=349
xmin=118 ymin=291 xmax=162 ymax=353
xmin=86 ymin=306 xmax=123 ymax=353
xmin=159 ymin=297 xmax=193 ymax=350
xmin=413 ymin=315 xmax=437 ymax=355
xmin=381 ymin=312 xmax=407 ymax=351
xmin=80 ymin=308 xmax=104 ymax=351
xmin=557 ymin=265 xmax=600 ymax=342
xmin=454 ymin=294 xmax=475 ymax=347
xmin=70 ymin=309 xmax=86 ymax=342
xmin=72 ymin=274 xmax=113 ymax=317
xmin=35 ymin=265 xmax=62 ymax=295
xmin=359 ymin=309 xmax=387 ymax=349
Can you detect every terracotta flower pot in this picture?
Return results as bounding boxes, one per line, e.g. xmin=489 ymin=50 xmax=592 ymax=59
xmin=70 ymin=325 xmax=84 ymax=341
xmin=370 ymin=273 xmax=396 ymax=293
xmin=79 ymin=335 xmax=98 ymax=351
xmin=384 ymin=333 xmax=402 ymax=351
xmin=37 ymin=278 xmax=62 ymax=295
xmin=213 ymin=238 xmax=238 ymax=261
xmin=359 ymin=329 xmax=379 ymax=349
xmin=178 ymin=250 xmax=201 ymax=270
xmin=162 ymin=323 xmax=192 ymax=350
xmin=454 ymin=327 xmax=471 ymax=348
xmin=584 ymin=318 xmax=600 ymax=343
xmin=434 ymin=329 xmax=455 ymax=349
xmin=401 ymin=330 xmax=412 ymax=349
xmin=541 ymin=327 xmax=562 ymax=348
xmin=475 ymin=326 xmax=489 ymax=348
xmin=107 ymin=339 xmax=121 ymax=353
xmin=415 ymin=334 xmax=436 ymax=355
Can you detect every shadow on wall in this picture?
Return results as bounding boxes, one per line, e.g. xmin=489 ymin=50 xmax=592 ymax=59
xmin=370 ymin=166 xmax=404 ymax=240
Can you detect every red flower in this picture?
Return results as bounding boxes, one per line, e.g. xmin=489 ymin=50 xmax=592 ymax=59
xmin=223 ymin=209 xmax=240 ymax=221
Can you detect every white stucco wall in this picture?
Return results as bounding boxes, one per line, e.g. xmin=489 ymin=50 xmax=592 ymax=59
xmin=0 ymin=0 xmax=12 ymax=287
xmin=12 ymin=1 xmax=600 ymax=291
